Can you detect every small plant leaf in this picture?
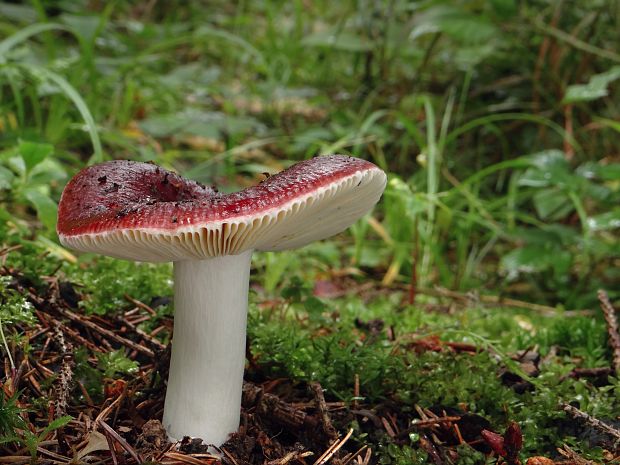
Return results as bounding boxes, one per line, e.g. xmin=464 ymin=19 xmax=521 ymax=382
xmin=563 ymin=66 xmax=620 ymax=103
xmin=519 ymin=150 xmax=572 ymax=188
xmin=302 ymin=31 xmax=372 ymax=52
xmin=23 ymin=188 xmax=58 ymax=230
xmin=412 ymin=6 xmax=499 ymax=44
xmin=39 ymin=415 xmax=72 ymax=440
xmin=0 ymin=166 xmax=15 ymax=189
xmin=587 ymin=210 xmax=620 ymax=231
xmin=532 ymin=188 xmax=573 ymax=220
xmin=97 ymin=350 xmax=139 ymax=378
xmin=501 ymin=245 xmax=572 ymax=276
xmin=18 ymin=140 xmax=53 ymax=174
xmin=304 ymin=296 xmax=326 ymax=315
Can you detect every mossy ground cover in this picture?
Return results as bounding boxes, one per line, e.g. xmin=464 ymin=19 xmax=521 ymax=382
xmin=0 ymin=1 xmax=619 ymax=463
xmin=0 ymin=223 xmax=618 ymax=463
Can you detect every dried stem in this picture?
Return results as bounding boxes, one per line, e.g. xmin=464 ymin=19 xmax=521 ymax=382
xmin=561 ymin=403 xmax=620 ymax=443
xmin=57 ymin=308 xmax=155 ymax=358
xmin=53 ymin=324 xmax=74 ymax=454
xmin=396 ymin=415 xmax=462 ymax=440
xmin=418 ymin=286 xmax=592 ymax=316
xmin=598 ymin=289 xmax=620 ymax=374
xmin=0 ymin=316 xmax=15 ymax=373
xmin=242 ymin=382 xmax=317 ymax=430
xmin=310 ymin=382 xmax=338 ymax=442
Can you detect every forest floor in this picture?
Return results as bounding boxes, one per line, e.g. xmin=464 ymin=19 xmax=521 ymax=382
xmin=2 ymin=244 xmax=619 ymax=464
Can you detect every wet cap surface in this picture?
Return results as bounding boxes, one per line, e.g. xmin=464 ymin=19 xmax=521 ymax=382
xmin=58 ymin=155 xmax=387 ymax=261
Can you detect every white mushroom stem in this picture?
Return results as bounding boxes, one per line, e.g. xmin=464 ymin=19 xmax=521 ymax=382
xmin=162 ymin=249 xmax=253 ymax=446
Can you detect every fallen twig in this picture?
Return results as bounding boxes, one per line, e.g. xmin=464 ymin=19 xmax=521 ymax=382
xmin=419 ymin=432 xmax=444 ymax=465
xmin=52 ymin=324 xmax=74 ymax=454
xmin=563 ymin=366 xmax=614 ymax=380
xmin=356 ymin=448 xmax=372 ymax=465
xmin=557 ymin=444 xmax=598 ymax=465
xmin=341 ymin=445 xmax=368 ymax=465
xmin=117 ymin=315 xmax=167 ymax=351
xmin=162 ymin=451 xmax=218 ymax=464
xmin=352 ymin=373 xmax=360 ymax=410
xmin=0 ymin=457 xmax=31 ymax=464
xmin=242 ymin=382 xmax=317 ymax=430
xmin=313 ymin=428 xmax=353 ymax=465
xmin=395 ymin=415 xmax=462 ymax=440
xmin=58 ymin=307 xmax=155 ymax=358
xmin=99 ymin=420 xmax=143 ymax=463
xmin=124 ymin=294 xmax=157 ymax=315
xmin=310 ymin=381 xmax=338 ymax=441
xmin=561 ymin=403 xmax=620 ymax=443
xmin=418 ymin=286 xmax=593 ymax=316
xmin=598 ymin=289 xmax=620 ymax=374
xmin=265 ymin=450 xmax=313 ymax=465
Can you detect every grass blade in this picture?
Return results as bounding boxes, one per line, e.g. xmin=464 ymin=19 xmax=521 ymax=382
xmin=19 ymin=64 xmax=104 ymax=164
xmin=0 ymin=23 xmax=69 ymax=59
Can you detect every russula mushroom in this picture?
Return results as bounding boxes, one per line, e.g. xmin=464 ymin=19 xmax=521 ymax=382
xmin=57 ymin=155 xmax=386 ymax=446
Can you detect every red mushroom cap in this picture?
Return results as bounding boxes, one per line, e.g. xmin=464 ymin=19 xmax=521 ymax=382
xmin=57 ymin=155 xmax=386 ymax=261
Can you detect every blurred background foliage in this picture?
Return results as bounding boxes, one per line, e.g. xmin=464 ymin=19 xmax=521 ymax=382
xmin=0 ymin=0 xmax=618 ymax=308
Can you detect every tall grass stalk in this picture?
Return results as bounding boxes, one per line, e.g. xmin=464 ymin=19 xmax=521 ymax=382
xmin=443 ymin=113 xmax=581 ymax=154
xmin=421 ymin=97 xmax=437 ymax=283
xmin=0 ymin=23 xmax=70 ymax=59
xmin=0 ymin=318 xmax=15 ymax=372
xmin=23 ymin=65 xmax=104 ymax=164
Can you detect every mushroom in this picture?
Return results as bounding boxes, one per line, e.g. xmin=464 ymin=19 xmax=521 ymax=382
xmin=56 ymin=155 xmax=386 ymax=446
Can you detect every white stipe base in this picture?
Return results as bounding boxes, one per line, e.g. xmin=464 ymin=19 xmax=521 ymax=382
xmin=162 ymin=250 xmax=253 ymax=446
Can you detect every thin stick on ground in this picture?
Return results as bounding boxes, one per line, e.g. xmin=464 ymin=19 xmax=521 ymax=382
xmin=557 ymin=444 xmax=598 ymax=465
xmin=341 ymin=445 xmax=368 ymax=465
xmin=561 ymin=403 xmax=620 ymax=443
xmin=395 ymin=415 xmax=462 ymax=440
xmin=117 ymin=315 xmax=166 ymax=351
xmin=0 ymin=316 xmax=15 ymax=372
xmin=352 ymin=373 xmax=360 ymax=410
xmin=53 ymin=324 xmax=74 ymax=454
xmin=99 ymin=420 xmax=142 ymax=463
xmin=310 ymin=381 xmax=338 ymax=441
xmin=57 ymin=307 xmax=155 ymax=358
xmin=124 ymin=294 xmax=157 ymax=315
xmin=220 ymin=447 xmax=241 ymax=465
xmin=565 ymin=367 xmax=614 ymax=379
xmin=598 ymin=289 xmax=620 ymax=374
xmin=313 ymin=428 xmax=354 ymax=465
xmin=409 ymin=216 xmax=419 ymax=305
xmin=418 ymin=286 xmax=592 ymax=316
xmin=242 ymin=382 xmax=317 ymax=430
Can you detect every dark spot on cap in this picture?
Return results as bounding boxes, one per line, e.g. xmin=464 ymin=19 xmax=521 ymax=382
xmin=98 ymin=175 xmax=107 ymax=184
xmin=105 ymin=182 xmax=120 ymax=194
